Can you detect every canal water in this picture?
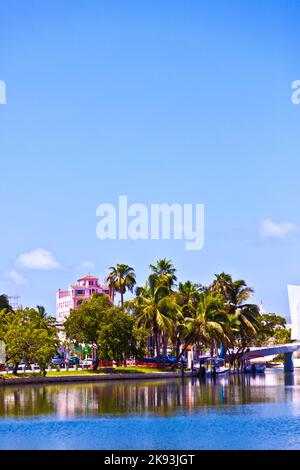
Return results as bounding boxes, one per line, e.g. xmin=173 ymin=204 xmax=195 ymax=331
xmin=1 ymin=369 xmax=300 ymax=449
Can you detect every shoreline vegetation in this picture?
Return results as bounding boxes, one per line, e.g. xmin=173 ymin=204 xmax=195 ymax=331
xmin=0 ymin=367 xmax=190 ymax=386
xmin=0 ymin=362 xmax=292 ymax=387
xmin=1 ymin=365 xmax=175 ymax=378
xmin=0 ymin=259 xmax=292 ymax=378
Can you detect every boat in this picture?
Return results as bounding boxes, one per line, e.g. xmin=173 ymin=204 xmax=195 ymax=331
xmin=244 ymin=362 xmax=266 ymax=373
xmin=266 ymin=362 xmax=281 ymax=369
xmin=201 ymin=357 xmax=230 ymax=377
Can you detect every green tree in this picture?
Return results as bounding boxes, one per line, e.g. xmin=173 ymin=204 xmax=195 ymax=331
xmin=0 ymin=308 xmax=58 ymax=375
xmin=0 ymin=294 xmax=13 ymax=312
xmin=273 ymin=327 xmax=291 ymax=344
xmin=211 ymin=273 xmax=254 ymax=313
xmin=175 ymin=290 xmax=230 ymax=364
xmin=260 ymin=313 xmax=291 ymax=345
xmin=98 ymin=308 xmax=144 ymax=365
xmin=230 ymin=304 xmax=263 ymax=356
xmin=169 ymin=282 xmax=203 ymax=365
xmin=64 ymin=294 xmax=113 ymax=370
xmin=261 ymin=313 xmax=287 ymax=329
xmin=36 ymin=305 xmax=47 ymax=319
xmin=146 ymin=259 xmax=178 ymax=360
xmin=65 ymin=294 xmax=144 ymax=368
xmin=210 ymin=273 xmax=264 ymax=360
xmin=106 ymin=264 xmax=136 ymax=308
xmin=149 ymin=258 xmax=177 ymax=291
xmin=176 ymin=281 xmax=203 ymax=316
xmin=128 ymin=283 xmax=179 ymax=363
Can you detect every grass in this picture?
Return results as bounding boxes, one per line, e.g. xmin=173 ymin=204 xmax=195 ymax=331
xmin=46 ymin=366 xmax=175 ymax=375
xmin=0 ymin=373 xmax=42 ymax=379
xmin=46 ymin=370 xmax=106 ymax=376
xmin=114 ymin=366 xmax=174 ymax=374
xmin=0 ymin=366 xmax=176 ymax=379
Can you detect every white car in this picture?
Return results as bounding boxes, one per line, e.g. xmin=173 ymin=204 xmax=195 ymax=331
xmin=81 ymin=358 xmax=93 ymax=367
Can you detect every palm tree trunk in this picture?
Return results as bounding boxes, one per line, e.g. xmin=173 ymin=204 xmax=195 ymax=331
xmin=109 ymin=286 xmax=115 ymax=304
xmin=155 ymin=333 xmax=160 ymax=363
xmin=121 ymin=290 xmax=124 ymax=309
xmin=93 ymin=347 xmax=100 ymax=371
xmin=173 ymin=337 xmax=181 ymax=370
xmin=162 ymin=333 xmax=168 ymax=367
xmin=163 ymin=333 xmax=167 ymax=356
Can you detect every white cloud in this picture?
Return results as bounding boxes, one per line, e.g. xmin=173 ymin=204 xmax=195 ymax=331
xmin=17 ymin=248 xmax=61 ymax=270
xmin=5 ymin=270 xmax=27 ymax=285
xmin=260 ymin=219 xmax=297 ymax=238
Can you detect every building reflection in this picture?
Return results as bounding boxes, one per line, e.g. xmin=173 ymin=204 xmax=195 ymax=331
xmin=1 ymin=371 xmax=300 ymax=419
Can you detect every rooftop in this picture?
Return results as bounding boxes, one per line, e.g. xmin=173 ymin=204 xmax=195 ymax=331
xmin=70 ymin=284 xmax=109 ymax=290
xmin=77 ymin=275 xmax=99 ymax=281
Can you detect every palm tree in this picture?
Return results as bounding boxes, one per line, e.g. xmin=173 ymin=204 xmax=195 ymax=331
xmin=179 ymin=290 xmax=231 ymax=362
xmin=129 ymin=283 xmax=179 ymax=362
xmin=234 ymin=304 xmax=263 ymax=344
xmin=147 ymin=259 xmax=178 ymax=359
xmin=211 ymin=273 xmax=254 ymax=312
xmin=176 ymin=281 xmax=203 ymax=316
xmin=106 ymin=264 xmax=136 ymax=308
xmin=211 ymin=273 xmax=262 ymax=363
xmin=210 ymin=273 xmax=232 ymax=301
xmin=149 ymin=258 xmax=177 ymax=291
xmin=36 ymin=305 xmax=47 ymax=318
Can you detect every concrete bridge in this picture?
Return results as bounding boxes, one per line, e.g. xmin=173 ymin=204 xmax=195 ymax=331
xmin=242 ymin=342 xmax=300 ymax=372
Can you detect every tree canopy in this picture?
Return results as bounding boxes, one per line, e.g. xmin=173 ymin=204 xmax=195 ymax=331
xmin=64 ymin=293 xmax=143 ymax=368
xmin=106 ymin=264 xmax=136 ymax=308
xmin=0 ymin=294 xmax=13 ymax=312
xmin=0 ymin=307 xmax=58 ymax=375
xmin=0 ymin=261 xmax=290 ymax=374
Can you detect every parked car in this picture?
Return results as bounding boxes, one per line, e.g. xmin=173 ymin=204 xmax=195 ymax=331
xmin=51 ymin=356 xmax=65 ymax=366
xmin=141 ymin=357 xmax=157 ymax=364
xmin=163 ymin=354 xmax=177 ymax=364
xmin=68 ymin=356 xmax=80 ymax=366
xmin=142 ymin=355 xmax=187 ymax=366
xmin=19 ymin=359 xmax=32 ymax=371
xmin=17 ymin=362 xmax=31 ymax=372
xmin=81 ymin=358 xmax=93 ymax=367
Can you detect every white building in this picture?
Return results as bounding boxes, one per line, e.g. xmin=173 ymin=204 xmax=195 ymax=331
xmin=287 ymin=285 xmax=300 ymax=340
xmin=56 ymin=275 xmax=111 ymax=323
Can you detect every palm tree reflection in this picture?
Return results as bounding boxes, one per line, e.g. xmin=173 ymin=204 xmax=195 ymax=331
xmin=0 ymin=373 xmax=297 ymax=419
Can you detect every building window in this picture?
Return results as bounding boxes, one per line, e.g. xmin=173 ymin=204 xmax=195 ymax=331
xmin=75 ymin=290 xmax=85 ymax=295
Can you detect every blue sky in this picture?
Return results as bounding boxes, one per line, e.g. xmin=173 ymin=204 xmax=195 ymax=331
xmin=1 ymin=0 xmax=300 ymax=318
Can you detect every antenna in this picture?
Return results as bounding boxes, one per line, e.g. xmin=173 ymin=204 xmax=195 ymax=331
xmin=8 ymin=294 xmax=22 ymax=311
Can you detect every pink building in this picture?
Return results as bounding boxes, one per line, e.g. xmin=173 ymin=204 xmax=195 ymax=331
xmin=56 ymin=275 xmax=111 ymax=323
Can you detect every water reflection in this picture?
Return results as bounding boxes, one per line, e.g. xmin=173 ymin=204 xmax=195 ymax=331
xmin=284 ymin=373 xmax=295 ymax=386
xmin=1 ymin=370 xmax=300 ymax=419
